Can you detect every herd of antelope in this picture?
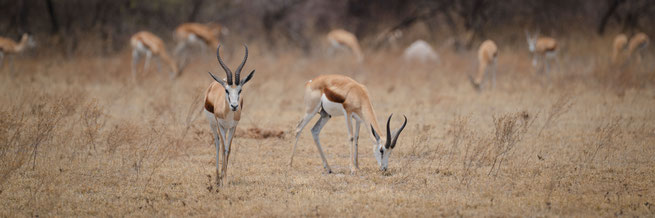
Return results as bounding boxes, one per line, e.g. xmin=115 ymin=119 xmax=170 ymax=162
xmin=0 ymin=24 xmax=650 ymax=186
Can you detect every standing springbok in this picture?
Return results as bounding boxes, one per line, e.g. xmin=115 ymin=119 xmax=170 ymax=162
xmin=611 ymin=33 xmax=628 ymax=65
xmin=469 ymin=40 xmax=498 ymax=91
xmin=289 ymin=74 xmax=407 ymax=173
xmin=525 ymin=30 xmax=558 ymax=76
xmin=326 ymin=29 xmax=364 ymax=63
xmin=626 ymin=32 xmax=649 ymax=64
xmin=204 ymin=45 xmax=255 ymax=186
xmin=0 ymin=33 xmax=36 ymax=74
xmin=130 ymin=31 xmax=179 ymax=81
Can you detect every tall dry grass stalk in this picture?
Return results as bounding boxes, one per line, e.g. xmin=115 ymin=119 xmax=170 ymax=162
xmin=538 ymin=93 xmax=574 ymax=137
xmin=488 ymin=111 xmax=536 ymax=177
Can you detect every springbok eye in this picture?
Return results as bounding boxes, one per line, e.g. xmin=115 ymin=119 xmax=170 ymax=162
xmin=379 ymin=149 xmax=384 ymax=155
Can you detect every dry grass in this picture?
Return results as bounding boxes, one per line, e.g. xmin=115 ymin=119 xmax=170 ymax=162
xmin=0 ymin=35 xmax=654 ymax=217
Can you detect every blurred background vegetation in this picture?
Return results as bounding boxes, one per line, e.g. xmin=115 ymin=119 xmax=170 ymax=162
xmin=1 ymin=0 xmax=654 ymax=55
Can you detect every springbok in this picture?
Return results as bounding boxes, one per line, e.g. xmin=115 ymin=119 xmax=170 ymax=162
xmin=174 ymin=23 xmax=225 ymax=57
xmin=469 ymin=40 xmax=498 ymax=91
xmin=130 ymin=31 xmax=179 ymax=81
xmin=0 ymin=33 xmax=36 ymax=74
xmin=611 ymin=34 xmax=628 ymax=65
xmin=402 ymin=40 xmax=439 ymax=64
xmin=204 ymin=45 xmax=255 ymax=186
xmin=525 ymin=30 xmax=558 ymax=76
xmin=326 ymin=29 xmax=364 ymax=63
xmin=626 ymin=32 xmax=649 ymax=64
xmin=289 ymin=74 xmax=408 ymax=174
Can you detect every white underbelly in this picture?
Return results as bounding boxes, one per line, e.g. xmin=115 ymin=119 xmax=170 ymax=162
xmin=188 ymin=34 xmax=201 ymax=43
xmin=135 ymin=42 xmax=149 ymax=53
xmin=321 ymin=94 xmax=345 ymax=117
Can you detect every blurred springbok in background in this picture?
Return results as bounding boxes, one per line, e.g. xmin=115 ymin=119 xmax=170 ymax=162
xmin=626 ymin=32 xmax=649 ymax=65
xmin=326 ymin=29 xmax=364 ymax=63
xmin=525 ymin=30 xmax=558 ymax=77
xmin=611 ymin=33 xmax=628 ymax=65
xmin=174 ymin=22 xmax=228 ymax=66
xmin=469 ymin=40 xmax=498 ymax=91
xmin=130 ymin=31 xmax=180 ymax=81
xmin=0 ymin=33 xmax=36 ymax=74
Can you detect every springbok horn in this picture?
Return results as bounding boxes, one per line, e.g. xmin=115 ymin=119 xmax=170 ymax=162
xmin=235 ymin=45 xmax=248 ymax=85
xmin=207 ymin=71 xmax=222 ymax=83
xmin=390 ymin=115 xmax=408 ymax=149
xmin=385 ymin=114 xmax=393 ymax=149
xmin=216 ymin=45 xmax=233 ymax=85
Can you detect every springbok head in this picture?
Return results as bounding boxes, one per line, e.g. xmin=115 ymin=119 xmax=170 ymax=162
xmin=208 ymin=45 xmax=255 ymax=111
xmin=21 ymin=33 xmax=36 ymax=49
xmin=370 ymin=114 xmax=408 ymax=171
xmin=525 ymin=30 xmax=539 ymax=53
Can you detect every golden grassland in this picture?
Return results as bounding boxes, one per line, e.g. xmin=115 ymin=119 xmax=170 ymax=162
xmin=1 ymin=36 xmax=654 ymax=217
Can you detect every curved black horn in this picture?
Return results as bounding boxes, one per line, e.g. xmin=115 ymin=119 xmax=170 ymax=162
xmin=390 ymin=115 xmax=408 ymax=149
xmin=216 ymin=45 xmax=233 ymax=85
xmin=385 ymin=114 xmax=393 ymax=149
xmin=235 ymin=44 xmax=248 ymax=85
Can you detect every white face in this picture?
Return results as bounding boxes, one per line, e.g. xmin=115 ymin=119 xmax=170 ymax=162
xmin=223 ymin=85 xmax=242 ymax=111
xmin=526 ymin=34 xmax=536 ymax=52
xmin=370 ymin=115 xmax=407 ymax=172
xmin=373 ymin=142 xmax=392 ymax=171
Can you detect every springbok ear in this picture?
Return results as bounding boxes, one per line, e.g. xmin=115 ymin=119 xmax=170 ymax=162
xmin=370 ymin=124 xmax=380 ymax=142
xmin=208 ymin=72 xmax=227 ymax=88
xmin=240 ymin=69 xmax=255 ymax=85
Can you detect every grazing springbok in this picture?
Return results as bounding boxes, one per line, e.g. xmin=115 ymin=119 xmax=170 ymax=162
xmin=326 ymin=29 xmax=364 ymax=63
xmin=402 ymin=40 xmax=439 ymax=64
xmin=174 ymin=23 xmax=225 ymax=57
xmin=626 ymin=32 xmax=649 ymax=64
xmin=0 ymin=33 xmax=36 ymax=74
xmin=289 ymin=74 xmax=408 ymax=174
xmin=525 ymin=30 xmax=558 ymax=76
xmin=469 ymin=40 xmax=498 ymax=91
xmin=611 ymin=34 xmax=628 ymax=65
xmin=130 ymin=31 xmax=179 ymax=81
xmin=204 ymin=45 xmax=255 ymax=186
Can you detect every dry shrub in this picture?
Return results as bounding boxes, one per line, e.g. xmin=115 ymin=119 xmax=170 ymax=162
xmin=488 ymin=111 xmax=536 ymax=177
xmin=444 ymin=114 xmax=471 ymax=167
xmin=406 ymin=123 xmax=435 ymax=159
xmin=79 ymin=98 xmax=107 ymax=152
xmin=26 ymin=95 xmax=71 ymax=169
xmin=444 ymin=114 xmax=490 ymax=185
xmin=453 ymin=116 xmax=488 ymax=184
xmin=538 ymin=93 xmax=574 ymax=136
xmin=583 ymin=117 xmax=623 ymax=164
xmin=0 ymin=111 xmax=29 ymax=186
xmin=105 ymin=122 xmax=140 ymax=154
xmin=0 ymin=90 xmax=81 ymax=186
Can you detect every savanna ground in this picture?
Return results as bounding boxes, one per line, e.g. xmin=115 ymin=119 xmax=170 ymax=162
xmin=1 ymin=34 xmax=655 ymax=217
